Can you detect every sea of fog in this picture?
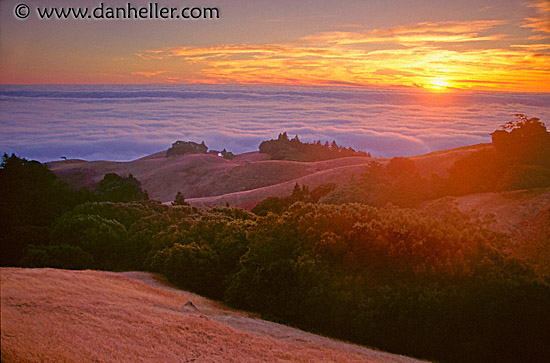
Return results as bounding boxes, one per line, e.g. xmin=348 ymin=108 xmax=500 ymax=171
xmin=1 ymin=84 xmax=549 ymax=162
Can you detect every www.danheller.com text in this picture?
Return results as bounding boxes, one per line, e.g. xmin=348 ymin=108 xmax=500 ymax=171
xmin=23 ymin=2 xmax=220 ymax=20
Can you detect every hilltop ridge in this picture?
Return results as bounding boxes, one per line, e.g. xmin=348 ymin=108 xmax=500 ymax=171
xmin=47 ymin=143 xmax=490 ymax=205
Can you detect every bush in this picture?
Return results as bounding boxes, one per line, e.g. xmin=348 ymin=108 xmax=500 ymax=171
xmin=21 ymin=244 xmax=94 ymax=270
xmin=49 ymin=213 xmax=129 ymax=270
xmin=93 ymin=173 xmax=149 ymax=202
xmin=225 ymin=203 xmax=549 ymax=363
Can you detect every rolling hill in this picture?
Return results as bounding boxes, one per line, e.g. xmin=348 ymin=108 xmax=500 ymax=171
xmin=47 ymin=143 xmax=491 ymax=206
xmin=46 ymin=142 xmax=550 ymax=241
xmin=420 ymin=187 xmax=550 ymax=275
xmin=1 ymin=268 xmax=426 ymax=363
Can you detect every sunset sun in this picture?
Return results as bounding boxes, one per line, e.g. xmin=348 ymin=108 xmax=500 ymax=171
xmin=426 ymin=78 xmax=452 ymax=91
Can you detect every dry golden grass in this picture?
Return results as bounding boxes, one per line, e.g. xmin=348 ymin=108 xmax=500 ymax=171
xmin=48 ymin=144 xmax=487 ymax=205
xmin=411 ymin=143 xmax=491 ymax=178
xmin=48 ymin=153 xmax=315 ymax=202
xmin=1 ymin=268 xmax=426 ymax=362
xmin=187 ymin=161 xmax=374 ymax=209
xmin=442 ymin=187 xmax=550 ymax=234
xmin=189 ymin=145 xmax=491 ymax=209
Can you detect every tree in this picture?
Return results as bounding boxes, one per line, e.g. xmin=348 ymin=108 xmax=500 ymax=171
xmin=220 ymin=148 xmax=235 ymax=160
xmin=20 ymin=244 xmax=94 ymax=270
xmin=49 ymin=212 xmax=129 ymax=270
xmin=0 ymin=154 xmax=90 ymax=265
xmin=172 ymin=191 xmax=190 ymax=206
xmin=386 ymin=157 xmax=416 ymax=178
xmin=93 ymin=173 xmax=149 ymax=202
xmin=449 ymin=114 xmax=550 ymax=193
xmin=292 ymin=182 xmax=303 ymax=199
xmin=166 ymin=140 xmax=209 ymax=157
xmin=492 ymin=114 xmax=550 ymax=165
xmin=259 ymin=134 xmax=369 ymax=162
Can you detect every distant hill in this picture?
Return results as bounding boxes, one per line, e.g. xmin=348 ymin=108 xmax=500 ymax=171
xmin=48 ymin=140 xmax=549 ymax=240
xmin=47 ymin=143 xmax=489 ymax=204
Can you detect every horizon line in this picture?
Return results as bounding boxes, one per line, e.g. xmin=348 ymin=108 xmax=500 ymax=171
xmin=2 ymin=82 xmax=549 ymax=94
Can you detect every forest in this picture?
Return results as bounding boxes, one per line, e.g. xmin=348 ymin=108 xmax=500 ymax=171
xmin=1 ymin=115 xmax=549 ymax=363
xmin=259 ymin=132 xmax=371 ymax=161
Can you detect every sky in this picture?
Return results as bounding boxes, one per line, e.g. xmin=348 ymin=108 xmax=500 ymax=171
xmin=1 ymin=0 xmax=549 ymax=92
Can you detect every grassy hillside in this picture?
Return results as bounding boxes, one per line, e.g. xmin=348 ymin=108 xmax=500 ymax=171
xmin=1 ymin=268 xmax=425 ymax=363
xmin=423 ymin=187 xmax=550 ymax=234
xmin=47 ymin=144 xmax=489 ymax=205
xmin=421 ymin=188 xmax=550 ymax=275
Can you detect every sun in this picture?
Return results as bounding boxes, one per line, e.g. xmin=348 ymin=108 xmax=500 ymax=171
xmin=425 ymin=78 xmax=451 ymax=91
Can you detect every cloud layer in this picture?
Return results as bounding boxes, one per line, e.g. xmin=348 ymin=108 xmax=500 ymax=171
xmin=1 ymin=84 xmax=549 ymax=162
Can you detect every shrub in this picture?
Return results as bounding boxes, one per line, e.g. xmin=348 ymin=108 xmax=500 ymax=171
xmin=20 ymin=244 xmax=94 ymax=270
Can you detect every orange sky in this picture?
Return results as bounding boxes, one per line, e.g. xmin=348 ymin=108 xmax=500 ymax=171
xmin=1 ymin=0 xmax=549 ymax=91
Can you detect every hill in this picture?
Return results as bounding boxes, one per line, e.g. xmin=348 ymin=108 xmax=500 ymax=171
xmin=421 ymin=188 xmax=550 ymax=276
xmin=1 ymin=268 xmax=425 ymax=363
xmin=44 ymin=141 xmax=549 ymax=243
xmin=47 ymin=143 xmax=490 ymax=205
xmin=423 ymin=187 xmax=550 ymax=234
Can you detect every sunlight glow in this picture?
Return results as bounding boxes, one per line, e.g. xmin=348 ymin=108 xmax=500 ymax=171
xmin=425 ymin=78 xmax=452 ymax=91
xmin=133 ymin=17 xmax=550 ymax=92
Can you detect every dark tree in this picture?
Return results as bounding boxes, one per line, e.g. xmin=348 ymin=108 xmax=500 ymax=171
xmin=166 ymin=140 xmax=209 ymax=157
xmin=448 ymin=114 xmax=550 ymax=194
xmin=492 ymin=114 xmax=550 ymax=165
xmin=93 ymin=173 xmax=149 ymax=202
xmin=172 ymin=191 xmax=190 ymax=206
xmin=0 ymin=154 xmax=90 ymax=265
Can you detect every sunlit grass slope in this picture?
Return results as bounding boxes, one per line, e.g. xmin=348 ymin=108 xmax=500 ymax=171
xmin=1 ymin=268 xmax=426 ymax=363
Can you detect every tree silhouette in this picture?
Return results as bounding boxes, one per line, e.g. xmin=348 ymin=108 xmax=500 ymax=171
xmin=0 ymin=154 xmax=90 ymax=265
xmin=172 ymin=191 xmax=190 ymax=206
xmin=94 ymin=173 xmax=149 ymax=202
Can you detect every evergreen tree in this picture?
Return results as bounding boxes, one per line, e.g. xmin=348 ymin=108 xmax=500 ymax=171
xmin=172 ymin=191 xmax=189 ymax=206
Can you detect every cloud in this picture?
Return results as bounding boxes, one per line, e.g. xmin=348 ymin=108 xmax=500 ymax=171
xmin=510 ymin=44 xmax=550 ymax=51
xmin=3 ymin=85 xmax=550 ymax=162
xmin=523 ymin=0 xmax=550 ymax=34
xmin=131 ymin=71 xmax=168 ymax=78
xmin=304 ymin=20 xmax=506 ymax=46
xmin=135 ymin=16 xmax=550 ymax=92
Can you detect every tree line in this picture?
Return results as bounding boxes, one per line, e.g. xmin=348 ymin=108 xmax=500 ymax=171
xmin=259 ymin=132 xmax=371 ymax=161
